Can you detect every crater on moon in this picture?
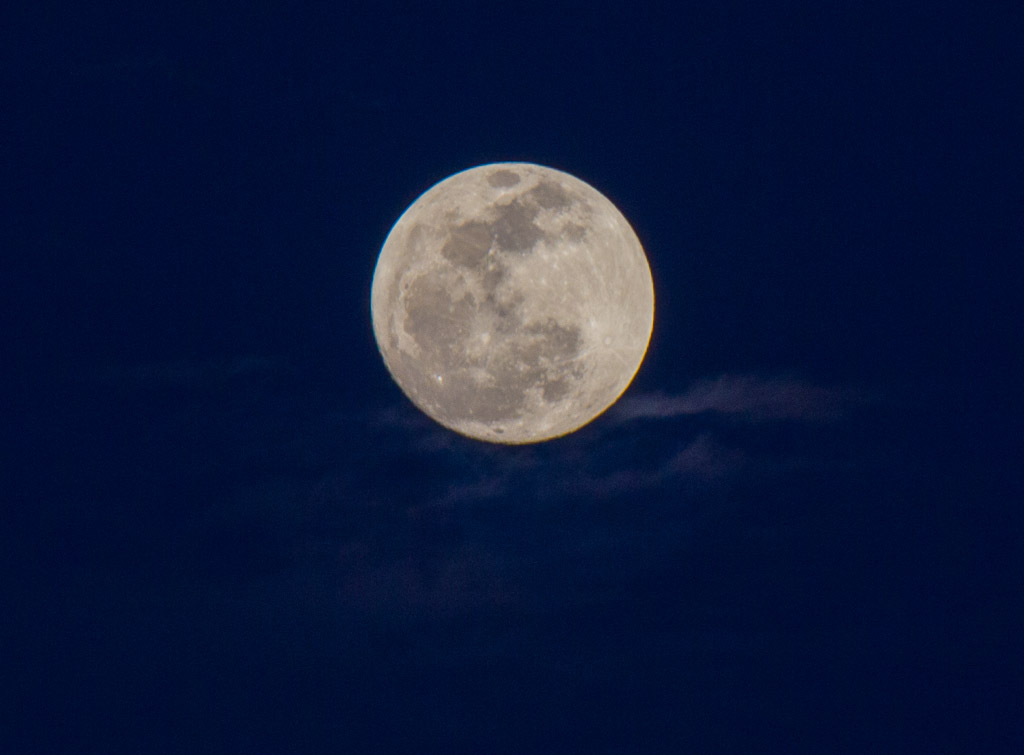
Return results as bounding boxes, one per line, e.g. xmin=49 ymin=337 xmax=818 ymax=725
xmin=371 ymin=162 xmax=654 ymax=444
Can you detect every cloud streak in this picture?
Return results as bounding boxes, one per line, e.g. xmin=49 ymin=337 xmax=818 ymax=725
xmin=613 ymin=374 xmax=866 ymax=423
xmin=559 ymin=434 xmax=742 ymax=499
xmin=48 ymin=358 xmax=881 ymax=642
xmin=364 ymin=374 xmax=866 ymax=510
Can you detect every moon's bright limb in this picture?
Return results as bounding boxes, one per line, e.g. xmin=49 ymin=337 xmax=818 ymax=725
xmin=371 ymin=162 xmax=654 ymax=443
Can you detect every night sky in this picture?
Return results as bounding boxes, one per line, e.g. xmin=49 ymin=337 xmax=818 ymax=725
xmin=5 ymin=2 xmax=1022 ymax=752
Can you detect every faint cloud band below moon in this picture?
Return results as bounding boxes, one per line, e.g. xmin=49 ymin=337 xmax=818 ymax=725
xmin=613 ymin=374 xmax=869 ymax=423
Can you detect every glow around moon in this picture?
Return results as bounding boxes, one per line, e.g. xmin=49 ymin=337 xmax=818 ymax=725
xmin=371 ymin=162 xmax=654 ymax=443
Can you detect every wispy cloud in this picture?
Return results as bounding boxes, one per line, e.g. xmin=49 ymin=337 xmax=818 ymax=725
xmin=364 ymin=374 xmax=866 ymax=509
xmin=329 ymin=375 xmax=866 ymax=617
xmin=44 ymin=358 xmax=886 ymax=655
xmin=560 ymin=434 xmax=742 ymax=499
xmin=613 ymin=374 xmax=867 ymax=423
xmin=77 ymin=364 xmax=868 ymax=618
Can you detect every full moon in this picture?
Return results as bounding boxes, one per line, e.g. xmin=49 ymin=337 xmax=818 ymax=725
xmin=371 ymin=162 xmax=654 ymax=443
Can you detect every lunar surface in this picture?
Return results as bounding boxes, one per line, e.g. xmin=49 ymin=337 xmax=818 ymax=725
xmin=371 ymin=162 xmax=654 ymax=443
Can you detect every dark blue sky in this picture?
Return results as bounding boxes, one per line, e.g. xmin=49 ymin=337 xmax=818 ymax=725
xmin=5 ymin=2 xmax=1022 ymax=752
